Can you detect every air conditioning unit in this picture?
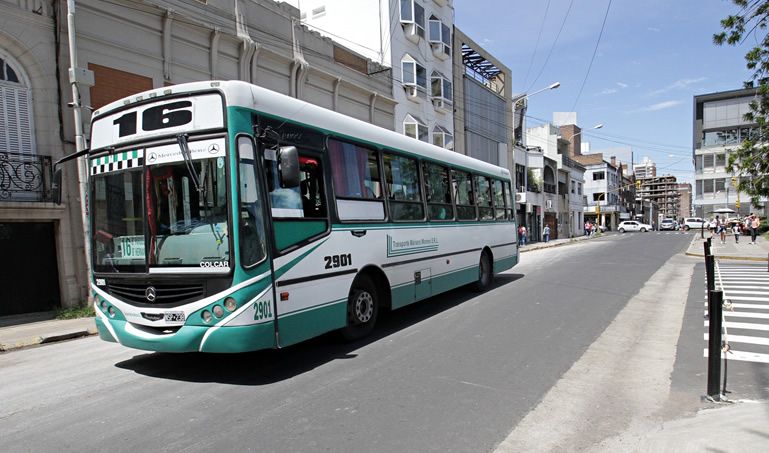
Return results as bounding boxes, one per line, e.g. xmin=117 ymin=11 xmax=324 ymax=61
xmin=515 ymin=192 xmax=526 ymax=203
xmin=546 ymin=200 xmax=553 ymax=209
xmin=404 ymin=85 xmax=423 ymax=103
xmin=431 ymin=97 xmax=450 ymax=113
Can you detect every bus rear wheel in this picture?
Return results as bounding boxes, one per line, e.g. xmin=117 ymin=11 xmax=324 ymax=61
xmin=341 ymin=275 xmax=378 ymax=341
xmin=475 ymin=251 xmax=493 ymax=292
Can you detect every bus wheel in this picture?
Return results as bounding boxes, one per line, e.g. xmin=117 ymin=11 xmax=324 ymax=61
xmin=341 ymin=276 xmax=378 ymax=341
xmin=475 ymin=251 xmax=493 ymax=292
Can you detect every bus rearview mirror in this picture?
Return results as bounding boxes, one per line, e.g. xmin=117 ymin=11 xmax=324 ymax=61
xmin=278 ymin=146 xmax=300 ymax=188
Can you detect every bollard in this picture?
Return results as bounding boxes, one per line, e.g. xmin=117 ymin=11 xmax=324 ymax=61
xmin=707 ymin=289 xmax=723 ymax=399
xmin=704 ymin=237 xmax=712 ymax=258
xmin=705 ymin=254 xmax=715 ymax=294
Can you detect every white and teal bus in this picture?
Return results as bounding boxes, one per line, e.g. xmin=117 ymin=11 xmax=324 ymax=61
xmin=55 ymin=80 xmax=518 ymax=353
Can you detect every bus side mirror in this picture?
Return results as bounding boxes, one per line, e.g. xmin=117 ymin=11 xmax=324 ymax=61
xmin=278 ymin=146 xmax=300 ymax=188
xmin=52 ymin=167 xmax=63 ymax=205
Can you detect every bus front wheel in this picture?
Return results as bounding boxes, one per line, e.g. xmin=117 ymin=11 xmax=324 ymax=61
xmin=341 ymin=275 xmax=378 ymax=341
xmin=475 ymin=251 xmax=493 ymax=292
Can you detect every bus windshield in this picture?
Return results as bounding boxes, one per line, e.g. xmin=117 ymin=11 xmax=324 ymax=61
xmin=90 ymin=139 xmax=231 ymax=273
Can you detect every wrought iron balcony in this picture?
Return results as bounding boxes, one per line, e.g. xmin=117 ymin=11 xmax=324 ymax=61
xmin=0 ymin=151 xmax=52 ymax=202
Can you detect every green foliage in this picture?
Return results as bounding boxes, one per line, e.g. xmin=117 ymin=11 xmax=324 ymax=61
xmin=55 ymin=301 xmax=95 ymax=320
xmin=714 ymin=0 xmax=769 ymax=207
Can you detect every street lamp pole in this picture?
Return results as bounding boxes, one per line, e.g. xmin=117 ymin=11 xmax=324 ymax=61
xmin=566 ymin=124 xmax=603 ymax=225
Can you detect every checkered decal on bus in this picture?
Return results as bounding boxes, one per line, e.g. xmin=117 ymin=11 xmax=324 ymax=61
xmin=90 ymin=150 xmax=144 ymax=175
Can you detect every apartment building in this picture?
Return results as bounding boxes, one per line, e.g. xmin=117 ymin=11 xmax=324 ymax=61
xmin=693 ymin=88 xmax=766 ymax=218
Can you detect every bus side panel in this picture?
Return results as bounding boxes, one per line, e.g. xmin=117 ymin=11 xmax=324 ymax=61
xmin=277 ymin=300 xmax=347 ymax=347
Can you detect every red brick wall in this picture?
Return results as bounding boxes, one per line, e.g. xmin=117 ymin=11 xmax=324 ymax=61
xmin=88 ymin=63 xmax=153 ymax=109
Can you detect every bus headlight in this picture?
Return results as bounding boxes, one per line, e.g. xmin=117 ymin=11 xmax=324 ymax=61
xmin=213 ymin=305 xmax=224 ymax=319
xmin=202 ymin=310 xmax=213 ymax=324
xmin=224 ymin=297 xmax=237 ymax=312
xmin=108 ymin=307 xmax=115 ymax=318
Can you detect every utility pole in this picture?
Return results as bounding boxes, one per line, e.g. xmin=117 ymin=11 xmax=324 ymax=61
xmin=67 ymin=0 xmax=95 ymax=297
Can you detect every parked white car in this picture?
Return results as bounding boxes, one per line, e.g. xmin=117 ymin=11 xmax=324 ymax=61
xmin=682 ymin=217 xmax=706 ymax=231
xmin=618 ymin=220 xmax=653 ymax=233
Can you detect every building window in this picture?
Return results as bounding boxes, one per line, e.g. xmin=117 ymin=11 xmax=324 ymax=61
xmin=400 ymin=0 xmax=425 ymax=40
xmin=428 ymin=15 xmax=451 ymax=58
xmin=0 ymin=56 xmax=33 ymax=156
xmin=593 ymin=171 xmax=605 ymax=181
xmin=402 ymin=55 xmax=427 ymax=91
xmin=404 ymin=114 xmax=428 ymax=142
xmin=578 ymin=183 xmax=582 ymax=195
xmin=432 ymin=125 xmax=453 ymax=150
xmin=430 ymin=71 xmax=452 ymax=103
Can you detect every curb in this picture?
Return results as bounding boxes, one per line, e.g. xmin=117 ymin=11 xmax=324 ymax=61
xmin=0 ymin=328 xmax=98 ymax=353
xmin=684 ymin=251 xmax=768 ymax=262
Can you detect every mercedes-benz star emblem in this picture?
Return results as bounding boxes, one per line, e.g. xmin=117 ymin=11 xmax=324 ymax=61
xmin=145 ymin=286 xmax=157 ymax=302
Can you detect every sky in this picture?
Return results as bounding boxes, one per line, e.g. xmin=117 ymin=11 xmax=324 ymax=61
xmin=453 ymin=0 xmax=754 ymax=185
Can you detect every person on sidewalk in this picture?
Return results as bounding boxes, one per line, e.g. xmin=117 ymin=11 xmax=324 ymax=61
xmin=519 ymin=225 xmax=527 ymax=246
xmin=584 ymin=221 xmax=590 ymax=237
xmin=750 ymin=214 xmax=760 ymax=244
xmin=733 ymin=222 xmax=741 ymax=244
xmin=710 ymin=216 xmax=718 ymax=239
xmin=543 ymin=224 xmax=550 ymax=243
xmin=719 ymin=216 xmax=727 ymax=244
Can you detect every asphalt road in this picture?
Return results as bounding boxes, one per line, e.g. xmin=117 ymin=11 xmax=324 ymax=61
xmin=0 ymin=232 xmax=693 ymax=452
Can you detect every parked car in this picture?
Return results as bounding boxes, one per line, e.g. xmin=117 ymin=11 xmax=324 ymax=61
xmin=659 ymin=219 xmax=676 ymax=230
xmin=682 ymin=217 xmax=706 ymax=231
xmin=617 ymin=220 xmax=653 ymax=233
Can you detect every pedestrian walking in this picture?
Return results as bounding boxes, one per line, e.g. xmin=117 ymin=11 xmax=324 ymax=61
xmin=719 ymin=216 xmax=727 ymax=244
xmin=519 ymin=225 xmax=527 ymax=246
xmin=750 ymin=214 xmax=760 ymax=244
xmin=543 ymin=224 xmax=550 ymax=243
xmin=733 ymin=222 xmax=741 ymax=244
xmin=709 ymin=216 xmax=717 ymax=239
xmin=584 ymin=221 xmax=591 ymax=237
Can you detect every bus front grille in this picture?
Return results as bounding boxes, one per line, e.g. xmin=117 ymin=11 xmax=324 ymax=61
xmin=107 ymin=282 xmax=205 ymax=306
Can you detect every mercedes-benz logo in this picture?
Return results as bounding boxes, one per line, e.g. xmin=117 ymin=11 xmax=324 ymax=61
xmin=145 ymin=286 xmax=157 ymax=302
xmin=207 ymin=144 xmax=219 ymax=154
xmin=148 ymin=152 xmax=157 ymax=163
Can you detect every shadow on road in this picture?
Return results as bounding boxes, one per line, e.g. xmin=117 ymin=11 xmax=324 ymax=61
xmin=115 ymin=273 xmax=525 ymax=385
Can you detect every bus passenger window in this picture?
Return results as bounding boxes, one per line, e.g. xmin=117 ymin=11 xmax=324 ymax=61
xmin=328 ymin=138 xmax=381 ymax=199
xmin=493 ymin=179 xmax=506 ymax=220
xmin=423 ymin=162 xmax=453 ymax=221
xmin=453 ymin=170 xmax=476 ymax=220
xmin=384 ymin=152 xmax=424 ymax=221
xmin=476 ymin=175 xmax=493 ymax=221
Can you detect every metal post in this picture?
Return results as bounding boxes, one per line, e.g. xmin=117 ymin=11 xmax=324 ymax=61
xmin=707 ymin=289 xmax=723 ymax=399
xmin=704 ymin=237 xmax=712 ymax=258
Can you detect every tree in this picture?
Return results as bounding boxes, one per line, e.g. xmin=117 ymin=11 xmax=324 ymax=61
xmin=714 ymin=0 xmax=769 ymax=207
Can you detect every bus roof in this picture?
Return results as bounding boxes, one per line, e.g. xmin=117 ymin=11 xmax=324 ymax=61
xmin=91 ymin=80 xmax=511 ymax=179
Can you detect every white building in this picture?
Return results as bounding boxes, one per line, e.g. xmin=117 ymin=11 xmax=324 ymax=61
xmin=286 ymin=0 xmax=456 ymax=150
xmin=525 ymin=123 xmax=586 ymax=238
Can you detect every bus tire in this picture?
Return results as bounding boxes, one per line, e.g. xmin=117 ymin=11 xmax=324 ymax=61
xmin=475 ymin=251 xmax=493 ymax=292
xmin=341 ymin=275 xmax=378 ymax=341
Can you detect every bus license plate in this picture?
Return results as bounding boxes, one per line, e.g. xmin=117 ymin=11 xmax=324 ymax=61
xmin=165 ymin=311 xmax=185 ymax=322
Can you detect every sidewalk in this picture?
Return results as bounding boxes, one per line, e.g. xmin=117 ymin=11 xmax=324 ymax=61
xmin=685 ymin=228 xmax=769 ymax=261
xmin=0 ymin=312 xmax=96 ymax=353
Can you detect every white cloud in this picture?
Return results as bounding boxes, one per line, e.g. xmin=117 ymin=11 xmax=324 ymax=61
xmin=643 ymin=100 xmax=683 ymax=111
xmin=596 ymin=82 xmax=628 ymax=96
xmin=648 ymin=77 xmax=707 ymax=96
xmin=617 ymin=82 xmax=628 ymax=89
xmin=648 ymin=27 xmax=661 ymax=32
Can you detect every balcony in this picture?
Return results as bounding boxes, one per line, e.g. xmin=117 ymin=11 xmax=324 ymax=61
xmin=0 ymin=151 xmax=53 ymax=202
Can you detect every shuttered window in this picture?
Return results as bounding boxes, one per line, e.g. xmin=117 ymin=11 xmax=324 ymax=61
xmin=0 ymin=57 xmax=34 ymax=156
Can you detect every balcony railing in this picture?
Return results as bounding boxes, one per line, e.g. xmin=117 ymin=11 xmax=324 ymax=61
xmin=0 ymin=151 xmax=53 ymax=202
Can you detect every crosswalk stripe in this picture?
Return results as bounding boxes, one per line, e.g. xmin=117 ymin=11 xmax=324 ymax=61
xmin=703 ymin=348 xmax=769 ymax=364
xmin=704 ymin=320 xmax=769 ymax=331
xmin=704 ymin=333 xmax=769 ymax=346
xmin=723 ymin=311 xmax=769 ymax=319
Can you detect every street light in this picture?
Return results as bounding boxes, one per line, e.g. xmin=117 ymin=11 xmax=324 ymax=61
xmin=566 ymin=123 xmax=603 ymax=142
xmin=513 ymin=82 xmax=561 ymax=107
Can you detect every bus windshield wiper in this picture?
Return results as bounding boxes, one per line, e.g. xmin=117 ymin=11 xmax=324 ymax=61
xmin=177 ymin=134 xmax=206 ymax=193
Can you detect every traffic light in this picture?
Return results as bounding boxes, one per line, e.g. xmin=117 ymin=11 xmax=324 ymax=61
xmin=636 ymin=180 xmax=641 ymax=189
xmin=736 ymin=200 xmax=741 ymax=209
xmin=732 ymin=177 xmax=737 ymax=186
xmin=595 ymin=206 xmax=600 ymax=214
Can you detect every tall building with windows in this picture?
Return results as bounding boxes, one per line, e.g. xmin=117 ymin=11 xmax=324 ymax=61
xmin=287 ymin=0 xmax=456 ymax=152
xmin=693 ymin=88 xmax=766 ymax=218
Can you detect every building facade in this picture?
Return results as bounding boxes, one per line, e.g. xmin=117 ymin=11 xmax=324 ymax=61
xmin=0 ymin=0 xmax=395 ymax=316
xmin=693 ymin=88 xmax=766 ymax=218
